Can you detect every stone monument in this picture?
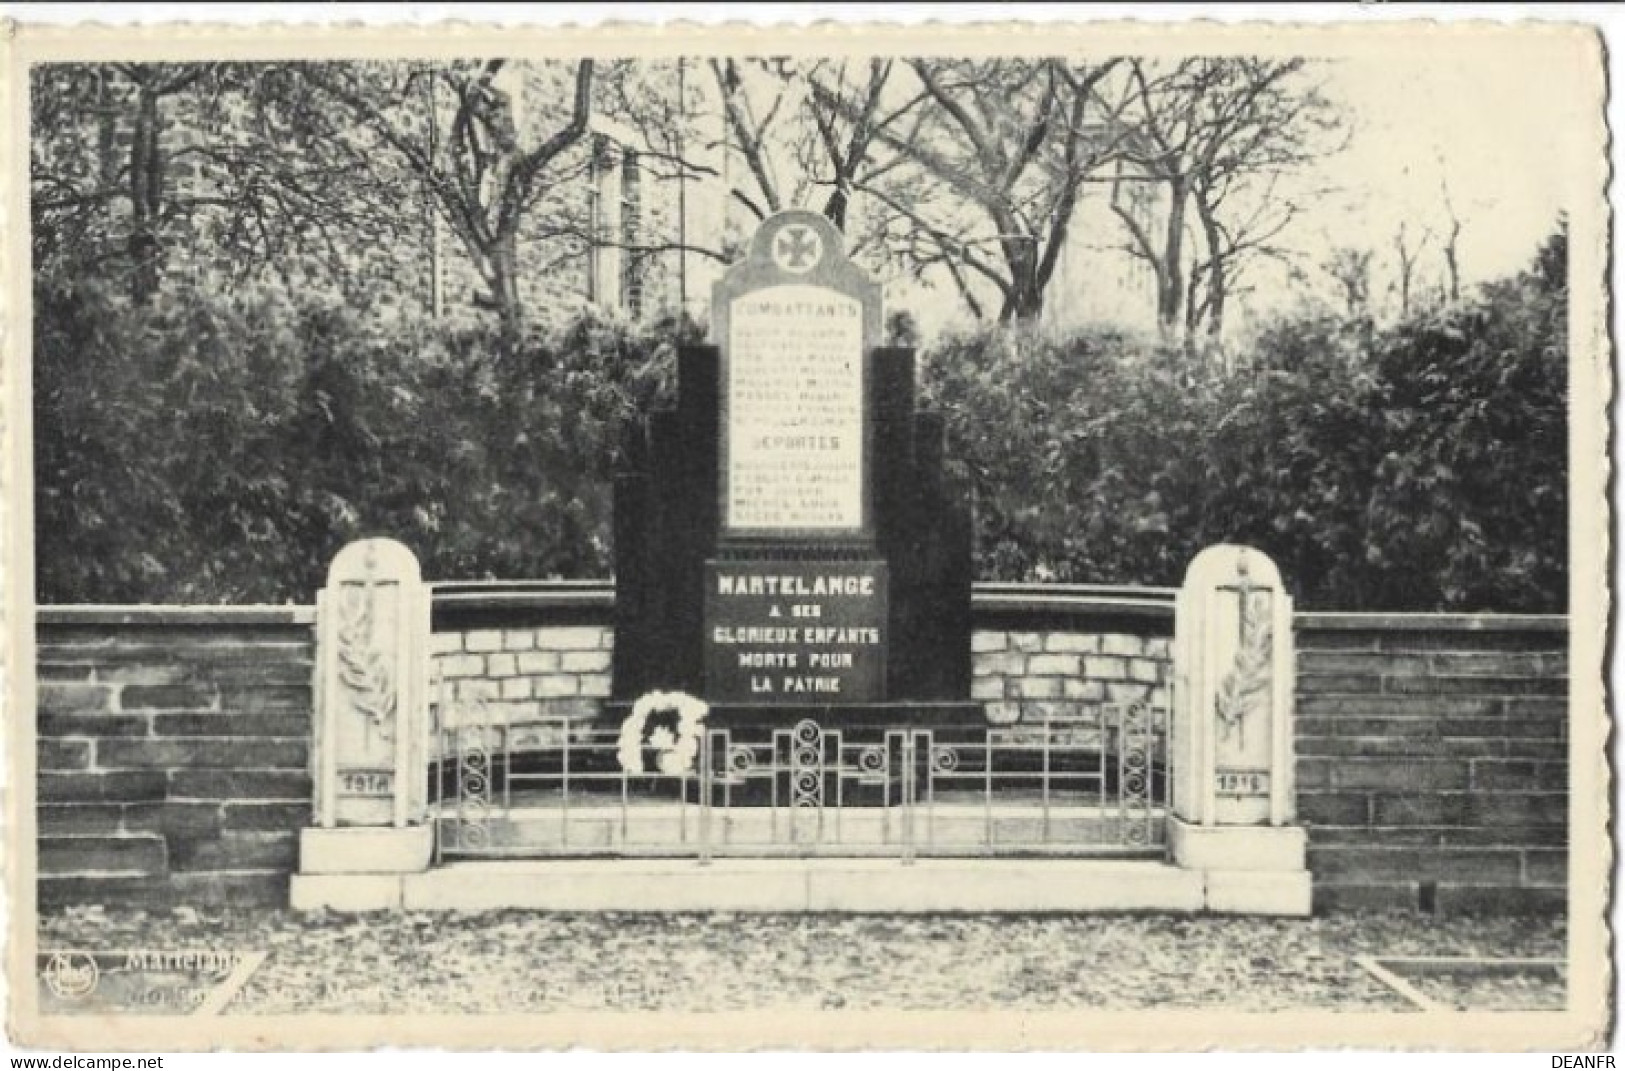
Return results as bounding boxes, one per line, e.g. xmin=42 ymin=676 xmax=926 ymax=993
xmin=1168 ymin=544 xmax=1310 ymax=914
xmin=612 ymin=209 xmax=974 ymax=723
xmin=292 ymin=538 xmax=434 ymax=909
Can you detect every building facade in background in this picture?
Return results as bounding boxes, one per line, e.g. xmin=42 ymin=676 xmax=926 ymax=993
xmin=31 ymin=59 xmax=1172 ymax=341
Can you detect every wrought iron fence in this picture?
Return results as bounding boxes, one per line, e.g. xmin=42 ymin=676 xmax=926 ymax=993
xmin=430 ymin=697 xmax=1169 ymax=863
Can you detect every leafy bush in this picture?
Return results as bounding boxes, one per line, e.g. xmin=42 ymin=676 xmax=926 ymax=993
xmin=922 ymin=228 xmax=1567 ymax=612
xmin=35 ymin=231 xmax=1566 ymax=613
xmin=34 ymin=281 xmax=679 ymax=603
xmin=1354 ymin=232 xmax=1567 ymax=610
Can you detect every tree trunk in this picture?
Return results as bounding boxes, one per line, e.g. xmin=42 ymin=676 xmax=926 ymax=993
xmin=127 ymin=83 xmax=164 ymax=304
xmin=95 ymin=76 xmax=119 ymax=188
xmin=485 ymin=231 xmax=524 ymax=351
xmin=1184 ymin=265 xmax=1202 ymax=335
xmin=823 ymin=187 xmax=848 ymax=231
xmin=1196 ymin=200 xmax=1226 ymax=340
xmin=1206 ymin=273 xmax=1226 ymax=340
xmin=1444 ymin=220 xmax=1461 ymax=304
xmin=1157 ymin=181 xmax=1189 ymax=335
xmin=1395 ymin=225 xmax=1418 ymax=320
xmin=999 ymin=279 xmax=1045 ymax=322
xmin=997 ymin=237 xmax=1044 ymax=323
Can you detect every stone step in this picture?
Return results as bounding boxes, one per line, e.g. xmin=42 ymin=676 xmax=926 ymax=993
xmin=392 ymin=857 xmax=1207 ymax=913
xmin=435 ymin=803 xmax=1167 ymax=854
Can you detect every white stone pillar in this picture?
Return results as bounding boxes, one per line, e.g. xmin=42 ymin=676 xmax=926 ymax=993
xmin=294 ymin=538 xmax=434 ymax=910
xmin=1169 ymin=544 xmax=1310 ymax=915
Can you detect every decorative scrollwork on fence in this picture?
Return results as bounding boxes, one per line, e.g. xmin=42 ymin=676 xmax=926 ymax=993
xmin=454 ymin=716 xmax=493 ymax=850
xmin=726 ymin=743 xmax=755 ymax=774
xmin=857 ymin=745 xmax=887 ymax=775
xmin=426 ymin=707 xmax=1173 ymax=859
xmin=790 ymin=719 xmax=824 ymax=811
xmin=1116 ymin=702 xmax=1154 ymax=846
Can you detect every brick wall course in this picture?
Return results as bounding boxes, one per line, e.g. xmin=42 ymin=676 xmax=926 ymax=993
xmin=1295 ymin=621 xmax=1567 ymax=915
xmin=36 ymin=617 xmax=314 ymax=909
xmin=36 ymin=606 xmax=1567 ymax=916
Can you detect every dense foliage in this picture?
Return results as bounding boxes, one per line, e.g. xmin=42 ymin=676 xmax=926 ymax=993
xmin=35 ymin=282 xmax=681 ymax=603
xmin=35 ymin=230 xmax=1565 ymax=611
xmin=924 ymin=228 xmax=1568 ymax=611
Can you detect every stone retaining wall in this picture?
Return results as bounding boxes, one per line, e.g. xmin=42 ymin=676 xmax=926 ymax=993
xmin=1295 ymin=615 xmax=1568 ymax=914
xmin=427 ymin=624 xmax=1174 ymax=727
xmin=35 ymin=599 xmax=1569 ymax=914
xmin=35 ymin=609 xmax=315 ymax=908
xmin=430 ymin=625 xmax=614 ymax=726
xmin=970 ymin=631 xmax=1172 ymax=724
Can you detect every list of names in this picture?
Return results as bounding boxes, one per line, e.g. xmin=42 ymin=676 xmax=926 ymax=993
xmin=727 ymin=284 xmax=863 ymax=531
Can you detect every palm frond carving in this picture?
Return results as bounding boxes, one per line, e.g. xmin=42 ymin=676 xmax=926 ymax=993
xmin=336 ymin=586 xmax=396 ymax=741
xmin=1214 ymin=591 xmax=1272 ymax=748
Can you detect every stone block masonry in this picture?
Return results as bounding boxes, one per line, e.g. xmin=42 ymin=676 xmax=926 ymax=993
xmin=970 ymin=631 xmax=1172 ymax=723
xmin=1295 ymin=615 xmax=1568 ymax=915
xmin=430 ymin=623 xmax=1172 ymax=728
xmin=36 ymin=608 xmax=317 ymax=908
xmin=431 ymin=627 xmax=615 ymax=729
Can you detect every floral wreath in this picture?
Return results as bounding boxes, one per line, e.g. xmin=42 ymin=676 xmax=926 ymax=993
xmin=616 ymin=690 xmax=710 ymax=776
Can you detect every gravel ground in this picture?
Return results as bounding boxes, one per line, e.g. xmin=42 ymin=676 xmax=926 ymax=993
xmin=39 ymin=908 xmax=1566 ymax=1015
xmin=1404 ymin=964 xmax=1568 ymax=1012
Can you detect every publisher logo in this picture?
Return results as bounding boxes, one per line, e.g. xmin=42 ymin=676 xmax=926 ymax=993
xmin=42 ymin=952 xmax=100 ymax=1001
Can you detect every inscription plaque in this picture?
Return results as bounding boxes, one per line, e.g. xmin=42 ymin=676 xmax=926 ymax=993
xmin=727 ymin=285 xmax=864 ymax=531
xmin=714 ymin=210 xmax=881 ymax=541
xmin=704 ymin=560 xmax=887 ymax=702
xmin=1214 ymin=769 xmax=1271 ymax=798
xmin=338 ymin=769 xmax=395 ymax=797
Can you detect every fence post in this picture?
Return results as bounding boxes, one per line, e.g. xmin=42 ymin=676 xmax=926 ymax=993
xmin=1168 ymin=544 xmax=1310 ymax=915
xmin=292 ymin=538 xmax=434 ymax=911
